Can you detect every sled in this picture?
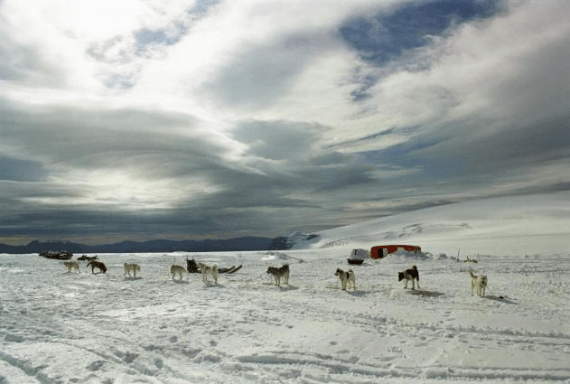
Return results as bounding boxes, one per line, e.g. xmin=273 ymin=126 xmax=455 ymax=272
xmin=226 ymin=265 xmax=242 ymax=274
xmin=185 ymin=258 xmax=243 ymax=274
xmin=39 ymin=251 xmax=73 ymax=260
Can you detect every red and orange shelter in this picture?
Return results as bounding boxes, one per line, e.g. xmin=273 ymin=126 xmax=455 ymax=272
xmin=370 ymin=245 xmax=421 ymax=259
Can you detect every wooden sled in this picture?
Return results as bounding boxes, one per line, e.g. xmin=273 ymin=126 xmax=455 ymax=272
xmin=224 ymin=265 xmax=242 ymax=274
xmin=186 ymin=258 xmax=242 ymax=274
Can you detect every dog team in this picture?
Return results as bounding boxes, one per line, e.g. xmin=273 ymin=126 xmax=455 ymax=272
xmin=62 ymin=256 xmax=489 ymax=296
xmin=63 ymin=256 xmax=137 ymax=277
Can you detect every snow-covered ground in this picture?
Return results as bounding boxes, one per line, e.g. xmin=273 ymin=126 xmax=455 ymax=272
xmin=1 ymin=193 xmax=569 ymax=383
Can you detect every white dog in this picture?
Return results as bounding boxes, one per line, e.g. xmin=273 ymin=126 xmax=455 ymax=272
xmin=170 ymin=265 xmax=187 ymax=281
xmin=63 ymin=261 xmax=80 ymax=273
xmin=198 ymin=263 xmax=218 ymax=284
xmin=467 ymin=270 xmax=487 ymax=297
xmin=335 ymin=268 xmax=356 ymax=290
xmin=124 ymin=263 xmax=141 ymax=277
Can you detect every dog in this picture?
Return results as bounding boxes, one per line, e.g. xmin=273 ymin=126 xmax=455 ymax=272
xmin=335 ymin=268 xmax=356 ymax=290
xmin=467 ymin=270 xmax=487 ymax=297
xmin=266 ymin=264 xmax=290 ymax=287
xmin=63 ymin=261 xmax=81 ymax=273
xmin=170 ymin=265 xmax=187 ymax=281
xmin=124 ymin=263 xmax=141 ymax=277
xmin=198 ymin=262 xmax=218 ymax=284
xmin=86 ymin=261 xmax=107 ymax=274
xmin=186 ymin=258 xmax=200 ymax=273
xmin=398 ymin=264 xmax=420 ymax=290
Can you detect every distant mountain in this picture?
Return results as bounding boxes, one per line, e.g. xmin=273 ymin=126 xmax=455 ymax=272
xmin=269 ymin=232 xmax=320 ymax=250
xmin=0 ymin=237 xmax=279 ymax=255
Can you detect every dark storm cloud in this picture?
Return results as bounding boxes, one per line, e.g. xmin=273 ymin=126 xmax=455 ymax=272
xmin=0 ymin=99 xmax=212 ymax=172
xmin=0 ymin=97 xmax=380 ymax=240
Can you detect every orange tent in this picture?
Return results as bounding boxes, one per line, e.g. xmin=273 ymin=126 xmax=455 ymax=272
xmin=370 ymin=245 xmax=421 ymax=259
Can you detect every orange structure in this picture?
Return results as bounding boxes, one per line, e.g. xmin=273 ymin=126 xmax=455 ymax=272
xmin=370 ymin=245 xmax=421 ymax=259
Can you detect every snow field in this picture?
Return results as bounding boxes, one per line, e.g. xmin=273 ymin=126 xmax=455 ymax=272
xmin=1 ymin=249 xmax=569 ymax=383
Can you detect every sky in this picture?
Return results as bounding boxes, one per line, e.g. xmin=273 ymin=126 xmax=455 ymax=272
xmin=1 ymin=0 xmax=569 ymax=245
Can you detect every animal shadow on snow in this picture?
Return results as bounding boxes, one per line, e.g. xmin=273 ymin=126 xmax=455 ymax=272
xmin=484 ymin=295 xmax=517 ymax=304
xmin=123 ymin=276 xmax=143 ymax=281
xmin=262 ymin=281 xmax=299 ymax=291
xmin=326 ymin=285 xmax=368 ymax=295
xmin=277 ymin=284 xmax=299 ymax=291
xmin=407 ymin=289 xmax=444 ymax=298
xmin=201 ymin=282 xmax=223 ymax=288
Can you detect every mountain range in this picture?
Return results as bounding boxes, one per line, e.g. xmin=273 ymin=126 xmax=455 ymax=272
xmin=0 ymin=236 xmax=301 ymax=255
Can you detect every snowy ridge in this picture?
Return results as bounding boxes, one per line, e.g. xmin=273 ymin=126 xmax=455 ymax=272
xmin=293 ymin=192 xmax=570 ymax=256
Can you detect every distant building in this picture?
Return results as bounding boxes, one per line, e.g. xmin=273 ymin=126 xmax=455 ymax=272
xmin=370 ymin=245 xmax=421 ymax=259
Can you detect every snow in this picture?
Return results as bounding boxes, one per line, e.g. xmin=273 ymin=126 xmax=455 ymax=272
xmin=1 ymin=193 xmax=570 ymax=383
xmin=299 ymin=192 xmax=570 ymax=256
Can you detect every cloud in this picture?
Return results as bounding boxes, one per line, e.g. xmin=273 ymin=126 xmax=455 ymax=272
xmin=339 ymin=0 xmax=506 ymax=66
xmin=337 ymin=2 xmax=570 ymax=177
xmin=0 ymin=0 xmax=569 ymax=243
xmin=0 ymin=156 xmax=45 ymax=182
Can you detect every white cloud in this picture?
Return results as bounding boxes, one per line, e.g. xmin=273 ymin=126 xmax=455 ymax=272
xmin=1 ymin=0 xmax=570 ymax=241
xmin=364 ymin=1 xmax=570 ymax=137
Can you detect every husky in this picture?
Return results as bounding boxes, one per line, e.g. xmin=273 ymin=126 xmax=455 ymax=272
xmin=467 ymin=270 xmax=487 ymax=297
xmin=124 ymin=263 xmax=141 ymax=277
xmin=266 ymin=264 xmax=290 ymax=287
xmin=86 ymin=261 xmax=107 ymax=274
xmin=335 ymin=268 xmax=356 ymax=290
xmin=198 ymin=263 xmax=218 ymax=284
xmin=170 ymin=265 xmax=187 ymax=281
xmin=398 ymin=264 xmax=420 ymax=290
xmin=63 ymin=261 xmax=81 ymax=273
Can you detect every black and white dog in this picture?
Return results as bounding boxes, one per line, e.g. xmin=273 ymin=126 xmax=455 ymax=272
xmin=467 ymin=270 xmax=487 ymax=297
xmin=398 ymin=264 xmax=420 ymax=290
xmin=335 ymin=268 xmax=356 ymax=290
xmin=266 ymin=264 xmax=289 ymax=286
